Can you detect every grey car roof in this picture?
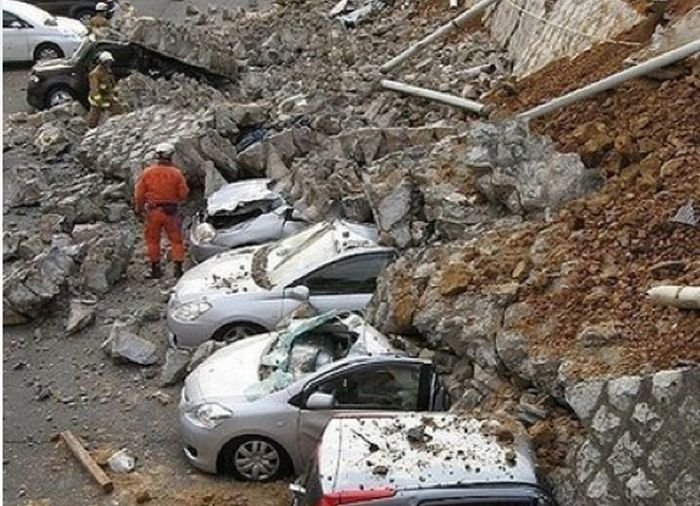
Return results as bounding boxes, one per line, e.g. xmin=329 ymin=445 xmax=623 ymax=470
xmin=206 ymin=178 xmax=279 ymax=215
xmin=320 ymin=413 xmax=539 ymax=492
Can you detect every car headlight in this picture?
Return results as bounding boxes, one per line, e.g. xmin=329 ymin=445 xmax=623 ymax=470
xmin=193 ymin=223 xmax=216 ymax=244
xmin=171 ymin=300 xmax=212 ymax=321
xmin=30 ymin=74 xmax=40 ymax=83
xmin=187 ymin=403 xmax=233 ymax=429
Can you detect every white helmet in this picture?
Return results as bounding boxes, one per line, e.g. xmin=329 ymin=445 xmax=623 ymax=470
xmin=155 ymin=142 xmax=175 ymax=158
xmin=95 ymin=2 xmax=109 ymax=11
xmin=97 ymin=51 xmax=114 ymax=64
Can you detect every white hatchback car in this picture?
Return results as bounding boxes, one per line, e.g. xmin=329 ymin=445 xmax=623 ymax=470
xmin=179 ymin=312 xmax=451 ymax=481
xmin=168 ymin=220 xmax=394 ymax=348
xmin=3 ymin=0 xmax=87 ymax=62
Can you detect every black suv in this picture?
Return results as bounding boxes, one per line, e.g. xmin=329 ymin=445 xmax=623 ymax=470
xmin=25 ymin=0 xmax=115 ymax=24
xmin=27 ymin=37 xmax=231 ymax=109
xmin=27 ymin=38 xmax=135 ymax=109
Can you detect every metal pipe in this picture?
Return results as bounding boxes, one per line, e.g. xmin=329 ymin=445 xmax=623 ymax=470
xmin=381 ymin=79 xmax=493 ymax=115
xmin=380 ymin=0 xmax=500 ymax=74
xmin=518 ymin=38 xmax=700 ymax=121
xmin=648 ymin=285 xmax=700 ymax=310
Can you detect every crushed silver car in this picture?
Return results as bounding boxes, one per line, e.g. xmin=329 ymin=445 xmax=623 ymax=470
xmin=291 ymin=413 xmax=556 ymax=505
xmin=178 ymin=312 xmax=450 ymax=481
xmin=189 ymin=179 xmax=309 ymax=263
xmin=168 ymin=220 xmax=393 ymax=348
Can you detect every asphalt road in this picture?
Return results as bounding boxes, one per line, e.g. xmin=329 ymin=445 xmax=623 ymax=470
xmin=2 ymin=0 xmax=263 ymax=120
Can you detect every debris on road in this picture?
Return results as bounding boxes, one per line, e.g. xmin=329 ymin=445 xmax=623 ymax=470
xmin=107 ymin=449 xmax=136 ymax=474
xmin=159 ymin=348 xmax=192 ymax=386
xmin=60 ymin=431 xmax=114 ymax=493
xmin=65 ymin=299 xmax=97 ymax=335
xmin=102 ymin=322 xmax=159 ymax=366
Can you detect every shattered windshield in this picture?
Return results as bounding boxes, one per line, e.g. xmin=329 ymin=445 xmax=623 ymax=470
xmin=265 ymin=222 xmax=337 ymax=286
xmin=244 ymin=312 xmax=365 ymax=401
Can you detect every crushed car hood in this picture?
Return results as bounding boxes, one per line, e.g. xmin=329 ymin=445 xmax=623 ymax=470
xmin=174 ymin=246 xmax=264 ymax=300
xmin=185 ymin=333 xmax=277 ymax=403
xmin=206 ymin=179 xmax=278 ymax=215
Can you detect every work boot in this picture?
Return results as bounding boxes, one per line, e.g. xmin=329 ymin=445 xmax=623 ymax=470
xmin=173 ymin=262 xmax=184 ymax=279
xmin=146 ymin=262 xmax=162 ymax=279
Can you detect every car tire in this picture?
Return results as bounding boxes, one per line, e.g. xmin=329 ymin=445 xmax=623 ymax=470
xmin=219 ymin=436 xmax=291 ymax=482
xmin=212 ymin=322 xmax=266 ymax=343
xmin=34 ymin=43 xmax=64 ymax=62
xmin=45 ymin=86 xmax=76 ymax=109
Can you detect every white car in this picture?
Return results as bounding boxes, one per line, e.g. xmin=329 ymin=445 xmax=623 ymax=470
xmin=3 ymin=0 xmax=87 ymax=62
xmin=178 ymin=311 xmax=451 ymax=481
xmin=189 ymin=179 xmax=309 ymax=263
xmin=167 ymin=220 xmax=394 ymax=348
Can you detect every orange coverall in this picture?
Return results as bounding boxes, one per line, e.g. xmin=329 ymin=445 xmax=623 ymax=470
xmin=134 ymin=163 xmax=190 ymax=263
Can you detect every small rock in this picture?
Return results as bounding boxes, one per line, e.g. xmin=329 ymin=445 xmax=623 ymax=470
xmin=107 ymin=449 xmax=136 ymax=473
xmin=372 ymin=465 xmax=389 ymax=476
xmin=159 ymin=348 xmax=192 ymax=386
xmin=65 ymin=300 xmax=96 ymax=335
xmin=136 ymin=488 xmax=152 ymax=503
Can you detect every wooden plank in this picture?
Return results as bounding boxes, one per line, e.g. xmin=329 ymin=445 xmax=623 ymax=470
xmin=60 ymin=431 xmax=114 ymax=493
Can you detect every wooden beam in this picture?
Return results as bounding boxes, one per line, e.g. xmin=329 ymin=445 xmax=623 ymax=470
xmin=60 ymin=431 xmax=114 ymax=493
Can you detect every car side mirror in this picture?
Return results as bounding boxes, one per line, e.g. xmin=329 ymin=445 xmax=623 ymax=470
xmin=10 ymin=21 xmax=23 ymax=29
xmin=286 ymin=285 xmax=309 ymax=301
xmin=306 ymin=392 xmax=336 ymax=410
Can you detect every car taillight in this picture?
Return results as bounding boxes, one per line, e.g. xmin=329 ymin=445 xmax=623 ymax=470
xmin=318 ymin=488 xmax=396 ymax=506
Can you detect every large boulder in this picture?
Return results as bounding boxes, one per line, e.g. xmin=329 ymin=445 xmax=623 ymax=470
xmin=103 ymin=322 xmax=158 ymax=366
xmin=80 ymin=229 xmax=136 ymax=295
xmin=3 ymin=237 xmax=81 ymax=325
xmin=466 ymin=121 xmax=602 ymax=216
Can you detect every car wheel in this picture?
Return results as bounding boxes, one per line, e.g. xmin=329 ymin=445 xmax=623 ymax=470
xmin=34 ymin=43 xmax=64 ymax=62
xmin=75 ymin=9 xmax=94 ymax=24
xmin=212 ymin=322 xmax=266 ymax=343
xmin=221 ymin=437 xmax=290 ymax=482
xmin=46 ymin=86 xmax=76 ymax=108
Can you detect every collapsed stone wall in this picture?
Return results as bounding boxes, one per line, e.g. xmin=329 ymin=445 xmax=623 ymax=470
xmin=485 ymin=0 xmax=642 ymax=77
xmin=116 ymin=72 xmax=229 ymax=112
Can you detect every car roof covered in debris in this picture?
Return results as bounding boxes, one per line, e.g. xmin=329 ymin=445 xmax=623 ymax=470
xmin=319 ymin=413 xmax=539 ymax=492
xmin=206 ymin=178 xmax=279 ymax=215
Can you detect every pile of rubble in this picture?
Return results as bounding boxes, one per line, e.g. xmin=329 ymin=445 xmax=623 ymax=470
xmin=4 ymin=102 xmax=87 ymax=159
xmin=116 ymin=72 xmax=229 ymax=112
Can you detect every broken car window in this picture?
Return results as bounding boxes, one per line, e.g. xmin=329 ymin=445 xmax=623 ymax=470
xmin=292 ymin=252 xmax=392 ymax=295
xmin=315 ymin=365 xmax=420 ymax=410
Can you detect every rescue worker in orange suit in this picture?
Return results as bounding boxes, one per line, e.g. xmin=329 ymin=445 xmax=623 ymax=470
xmin=134 ymin=143 xmax=190 ymax=279
xmin=86 ymin=51 xmax=121 ymax=128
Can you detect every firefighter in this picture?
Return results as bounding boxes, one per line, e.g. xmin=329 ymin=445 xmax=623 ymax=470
xmin=86 ymin=51 xmax=121 ymax=128
xmin=134 ymin=143 xmax=190 ymax=279
xmin=88 ymin=2 xmax=110 ymax=34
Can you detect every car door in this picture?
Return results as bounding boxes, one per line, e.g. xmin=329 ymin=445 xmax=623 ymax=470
xmin=294 ymin=361 xmax=427 ymax=463
xmin=287 ymin=251 xmax=393 ymax=314
xmin=3 ymin=10 xmax=30 ymax=61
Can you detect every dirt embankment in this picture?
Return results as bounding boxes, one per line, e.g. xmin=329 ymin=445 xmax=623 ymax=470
xmin=482 ymin=4 xmax=700 ymax=377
